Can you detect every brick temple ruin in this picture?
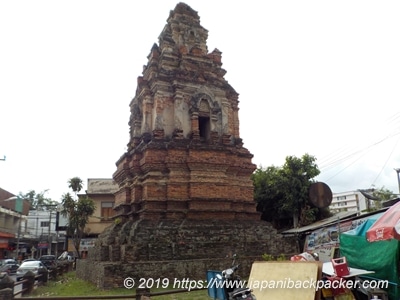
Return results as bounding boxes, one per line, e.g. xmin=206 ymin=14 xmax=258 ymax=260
xmin=77 ymin=2 xmax=296 ymax=288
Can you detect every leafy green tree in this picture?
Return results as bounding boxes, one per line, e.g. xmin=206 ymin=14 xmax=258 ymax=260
xmin=18 ymin=190 xmax=59 ymax=210
xmin=371 ymin=186 xmax=396 ymax=201
xmin=370 ymin=186 xmax=396 ymax=210
xmin=61 ymin=177 xmax=95 ymax=258
xmin=253 ymin=154 xmax=328 ymax=229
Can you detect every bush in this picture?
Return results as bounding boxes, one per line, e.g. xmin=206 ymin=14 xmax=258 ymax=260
xmin=261 ymin=253 xmax=287 ymax=261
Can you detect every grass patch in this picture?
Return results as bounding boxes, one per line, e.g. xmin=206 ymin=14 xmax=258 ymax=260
xmin=30 ymin=272 xmax=209 ymax=299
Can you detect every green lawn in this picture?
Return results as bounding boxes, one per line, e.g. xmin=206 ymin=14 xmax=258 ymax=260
xmin=30 ymin=272 xmax=211 ymax=300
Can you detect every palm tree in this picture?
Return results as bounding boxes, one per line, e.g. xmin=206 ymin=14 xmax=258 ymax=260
xmin=68 ymin=177 xmax=83 ymax=198
xmin=62 ymin=177 xmax=95 ymax=258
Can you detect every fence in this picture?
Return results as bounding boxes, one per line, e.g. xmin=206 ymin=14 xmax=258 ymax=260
xmin=0 ymin=261 xmax=206 ymax=300
xmin=0 ymin=260 xmax=74 ymax=299
xmin=18 ymin=288 xmax=206 ymax=300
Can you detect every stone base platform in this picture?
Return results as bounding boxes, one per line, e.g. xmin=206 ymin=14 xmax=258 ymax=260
xmin=76 ymin=219 xmax=296 ymax=289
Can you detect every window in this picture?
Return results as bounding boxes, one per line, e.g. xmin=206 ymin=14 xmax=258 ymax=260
xmin=40 ymin=221 xmax=50 ymax=227
xmin=101 ymin=202 xmax=115 ymax=219
xmin=197 ymin=98 xmax=211 ymax=141
xmin=198 ymin=116 xmax=210 ymax=140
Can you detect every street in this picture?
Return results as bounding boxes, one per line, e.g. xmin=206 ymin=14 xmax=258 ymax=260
xmin=9 ymin=274 xmax=22 ymax=298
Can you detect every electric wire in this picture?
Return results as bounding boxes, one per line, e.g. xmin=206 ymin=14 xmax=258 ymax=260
xmin=317 ymin=111 xmax=400 ymax=188
xmin=322 ymin=141 xmax=377 ymax=182
xmin=318 ymin=112 xmax=400 ymax=173
xmin=370 ymin=133 xmax=400 ymax=188
xmin=320 ymin=130 xmax=400 ymax=173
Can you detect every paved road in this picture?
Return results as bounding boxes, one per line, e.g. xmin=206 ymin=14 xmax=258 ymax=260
xmin=3 ymin=273 xmax=40 ymax=298
xmin=9 ymin=274 xmax=22 ymax=298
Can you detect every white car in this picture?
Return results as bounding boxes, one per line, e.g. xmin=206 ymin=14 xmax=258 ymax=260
xmin=16 ymin=261 xmax=47 ymax=281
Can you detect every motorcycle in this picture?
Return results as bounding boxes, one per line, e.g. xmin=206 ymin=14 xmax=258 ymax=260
xmin=216 ymin=254 xmax=257 ymax=300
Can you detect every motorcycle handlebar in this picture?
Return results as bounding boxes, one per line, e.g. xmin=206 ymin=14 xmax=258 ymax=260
xmin=222 ymin=265 xmax=240 ymax=277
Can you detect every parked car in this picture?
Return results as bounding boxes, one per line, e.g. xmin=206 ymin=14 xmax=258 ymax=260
xmin=16 ymin=261 xmax=47 ymax=281
xmin=39 ymin=255 xmax=57 ymax=269
xmin=0 ymin=264 xmax=17 ymax=275
xmin=22 ymin=258 xmax=38 ymax=263
xmin=0 ymin=259 xmax=19 ymax=274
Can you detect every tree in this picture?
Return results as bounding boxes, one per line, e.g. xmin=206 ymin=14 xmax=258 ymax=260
xmin=61 ymin=177 xmax=95 ymax=258
xmin=18 ymin=190 xmax=59 ymax=210
xmin=371 ymin=186 xmax=395 ymax=201
xmin=253 ymin=153 xmax=328 ymax=229
xmin=68 ymin=177 xmax=83 ymax=196
xmin=370 ymin=186 xmax=396 ymax=210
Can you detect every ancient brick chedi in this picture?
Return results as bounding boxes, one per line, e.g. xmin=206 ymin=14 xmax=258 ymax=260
xmin=112 ymin=4 xmax=257 ymax=221
xmin=77 ymin=3 xmax=295 ymax=288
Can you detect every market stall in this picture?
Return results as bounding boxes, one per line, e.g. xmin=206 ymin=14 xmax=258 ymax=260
xmin=340 ymin=208 xmax=400 ymax=300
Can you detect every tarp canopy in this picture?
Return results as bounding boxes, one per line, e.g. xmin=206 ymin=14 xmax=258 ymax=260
xmin=340 ymin=213 xmax=400 ymax=300
xmin=343 ymin=212 xmax=383 ymax=236
xmin=366 ymin=201 xmax=400 ymax=242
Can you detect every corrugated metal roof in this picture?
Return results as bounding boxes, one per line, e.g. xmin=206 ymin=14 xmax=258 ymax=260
xmin=0 ymin=187 xmax=15 ymax=201
xmin=281 ymin=211 xmax=358 ymax=235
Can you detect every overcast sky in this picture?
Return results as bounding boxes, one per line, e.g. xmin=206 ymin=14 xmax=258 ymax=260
xmin=1 ymin=0 xmax=400 ymax=202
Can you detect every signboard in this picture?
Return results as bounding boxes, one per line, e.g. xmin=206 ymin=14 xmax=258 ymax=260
xmin=67 ymin=238 xmax=96 ymax=253
xmin=304 ymin=218 xmax=369 ymax=262
xmin=80 ymin=238 xmax=96 ymax=251
xmin=38 ymin=242 xmax=49 ymax=249
xmin=67 ymin=240 xmax=75 ymax=253
xmin=249 ymin=261 xmax=322 ymax=300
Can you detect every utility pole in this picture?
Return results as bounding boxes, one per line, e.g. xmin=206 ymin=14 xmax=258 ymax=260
xmin=16 ymin=213 xmax=21 ymax=262
xmin=395 ymin=168 xmax=400 ymax=194
xmin=44 ymin=204 xmax=58 ymax=255
xmin=48 ymin=209 xmax=52 ymax=255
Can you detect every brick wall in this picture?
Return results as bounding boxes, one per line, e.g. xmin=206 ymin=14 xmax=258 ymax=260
xmin=77 ymin=219 xmax=297 ymax=288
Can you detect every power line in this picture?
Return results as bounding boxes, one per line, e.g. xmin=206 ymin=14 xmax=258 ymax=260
xmin=316 ymin=112 xmax=400 ymax=188
xmin=322 ymin=144 xmax=375 ymax=182
xmin=320 ymin=129 xmax=400 ymax=173
xmin=318 ymin=112 xmax=400 ymax=172
xmin=370 ymin=133 xmax=400 ymax=187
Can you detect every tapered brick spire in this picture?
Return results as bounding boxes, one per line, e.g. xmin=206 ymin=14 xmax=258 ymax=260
xmin=113 ymin=2 xmax=256 ymax=221
xmin=79 ymin=4 xmax=296 ymax=289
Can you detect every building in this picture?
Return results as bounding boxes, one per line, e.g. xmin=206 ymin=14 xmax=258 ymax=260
xmin=84 ymin=178 xmax=118 ymax=235
xmin=75 ymin=178 xmax=118 ymax=258
xmin=330 ymin=190 xmax=371 ymax=213
xmin=77 ymin=3 xmax=296 ymax=288
xmin=26 ymin=209 xmax=65 ymax=257
xmin=78 ymin=178 xmax=118 ymax=238
xmin=0 ymin=205 xmax=26 ymax=259
xmin=0 ymin=187 xmax=69 ymax=259
xmin=0 ymin=188 xmax=30 ymax=259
